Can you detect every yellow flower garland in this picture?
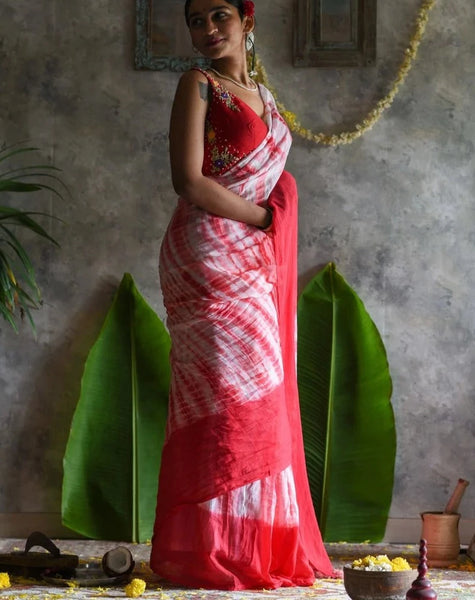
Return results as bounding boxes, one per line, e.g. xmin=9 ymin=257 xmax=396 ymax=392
xmin=255 ymin=0 xmax=436 ymax=146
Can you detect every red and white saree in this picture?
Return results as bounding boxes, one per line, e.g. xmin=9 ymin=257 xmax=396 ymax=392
xmin=150 ymin=70 xmax=335 ymax=590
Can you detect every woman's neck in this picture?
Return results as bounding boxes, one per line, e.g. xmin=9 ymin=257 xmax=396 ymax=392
xmin=210 ymin=57 xmax=248 ymax=85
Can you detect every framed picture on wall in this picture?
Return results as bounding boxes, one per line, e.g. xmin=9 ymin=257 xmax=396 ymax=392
xmin=135 ymin=0 xmax=208 ymax=71
xmin=293 ymin=0 xmax=376 ymax=67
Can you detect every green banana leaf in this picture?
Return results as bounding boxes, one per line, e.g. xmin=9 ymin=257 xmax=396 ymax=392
xmin=62 ymin=273 xmax=171 ymax=542
xmin=297 ymin=262 xmax=395 ymax=542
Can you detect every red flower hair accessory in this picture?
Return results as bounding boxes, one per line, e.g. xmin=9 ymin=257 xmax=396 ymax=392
xmin=243 ymin=0 xmax=255 ymax=17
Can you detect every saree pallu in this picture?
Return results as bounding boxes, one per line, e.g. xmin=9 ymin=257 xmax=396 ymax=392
xmin=151 ymin=79 xmax=335 ymax=590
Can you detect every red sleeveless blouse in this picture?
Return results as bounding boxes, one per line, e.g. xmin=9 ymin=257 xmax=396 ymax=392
xmin=196 ymin=68 xmax=268 ymax=176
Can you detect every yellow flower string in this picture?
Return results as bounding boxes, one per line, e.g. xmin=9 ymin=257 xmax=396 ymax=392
xmin=255 ymin=0 xmax=436 ymax=146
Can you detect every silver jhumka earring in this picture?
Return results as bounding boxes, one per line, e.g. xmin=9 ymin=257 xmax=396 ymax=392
xmin=246 ymin=32 xmax=257 ymax=77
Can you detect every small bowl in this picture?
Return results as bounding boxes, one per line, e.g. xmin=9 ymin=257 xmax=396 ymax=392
xmin=343 ymin=566 xmax=416 ymax=600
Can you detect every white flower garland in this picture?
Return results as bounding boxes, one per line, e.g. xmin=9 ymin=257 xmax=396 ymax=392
xmin=255 ymin=0 xmax=436 ymax=146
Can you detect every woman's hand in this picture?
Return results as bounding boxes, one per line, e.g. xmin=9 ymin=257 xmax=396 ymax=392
xmin=256 ymin=205 xmax=273 ymax=231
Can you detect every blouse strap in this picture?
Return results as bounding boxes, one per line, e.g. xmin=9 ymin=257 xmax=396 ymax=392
xmin=191 ymin=67 xmax=213 ymax=84
xmin=190 ymin=67 xmax=220 ymax=101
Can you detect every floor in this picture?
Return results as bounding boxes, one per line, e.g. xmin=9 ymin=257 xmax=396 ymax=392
xmin=0 ymin=538 xmax=474 ymax=599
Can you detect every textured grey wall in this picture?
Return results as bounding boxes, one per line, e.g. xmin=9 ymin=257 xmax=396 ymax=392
xmin=0 ymin=0 xmax=473 ymax=538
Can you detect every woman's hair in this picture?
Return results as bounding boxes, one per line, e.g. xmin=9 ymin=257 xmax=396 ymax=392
xmin=184 ymin=0 xmax=245 ymax=26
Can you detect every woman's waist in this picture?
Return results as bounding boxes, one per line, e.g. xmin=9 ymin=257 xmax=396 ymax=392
xmin=160 ymin=221 xmax=275 ymax=276
xmin=166 ymin=199 xmax=266 ymax=252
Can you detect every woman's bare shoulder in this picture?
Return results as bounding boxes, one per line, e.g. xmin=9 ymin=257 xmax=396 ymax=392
xmin=174 ymin=68 xmax=210 ymax=101
xmin=175 ymin=69 xmax=208 ymax=102
xmin=179 ymin=68 xmax=209 ymax=86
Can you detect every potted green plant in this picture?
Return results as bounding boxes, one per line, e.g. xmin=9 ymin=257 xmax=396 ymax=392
xmin=0 ymin=143 xmax=65 ymax=333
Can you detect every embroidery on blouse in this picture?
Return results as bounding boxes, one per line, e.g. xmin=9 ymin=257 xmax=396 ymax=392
xmin=205 ymin=76 xmax=244 ymax=175
xmin=215 ymin=87 xmax=239 ymax=111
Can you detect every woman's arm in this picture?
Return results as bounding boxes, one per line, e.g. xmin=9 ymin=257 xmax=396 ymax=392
xmin=169 ymin=70 xmax=270 ymax=229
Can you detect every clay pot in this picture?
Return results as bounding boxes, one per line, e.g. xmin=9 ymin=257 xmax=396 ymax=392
xmin=421 ymin=511 xmax=460 ymax=567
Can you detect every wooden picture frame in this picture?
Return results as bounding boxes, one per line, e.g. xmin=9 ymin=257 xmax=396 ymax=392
xmin=135 ymin=0 xmax=208 ymax=71
xmin=293 ymin=0 xmax=377 ymax=68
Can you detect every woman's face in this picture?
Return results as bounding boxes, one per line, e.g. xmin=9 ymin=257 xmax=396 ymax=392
xmin=187 ymin=0 xmax=251 ymax=60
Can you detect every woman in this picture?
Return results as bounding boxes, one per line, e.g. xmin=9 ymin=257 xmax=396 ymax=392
xmin=150 ymin=0 xmax=338 ymax=589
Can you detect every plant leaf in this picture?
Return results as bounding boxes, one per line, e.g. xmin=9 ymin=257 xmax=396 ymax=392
xmin=0 ymin=164 xmax=63 ymax=177
xmin=0 ymin=144 xmax=69 ymax=199
xmin=297 ymin=262 xmax=395 ymax=542
xmin=0 ymin=145 xmax=40 ymax=164
xmin=0 ymin=207 xmax=60 ymax=245
xmin=0 ymin=179 xmax=67 ymax=199
xmin=0 ymin=301 xmax=18 ymax=331
xmin=1 ymin=226 xmax=37 ymax=278
xmin=0 ymin=181 xmax=44 ymax=193
xmin=62 ymin=273 xmax=171 ymax=542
